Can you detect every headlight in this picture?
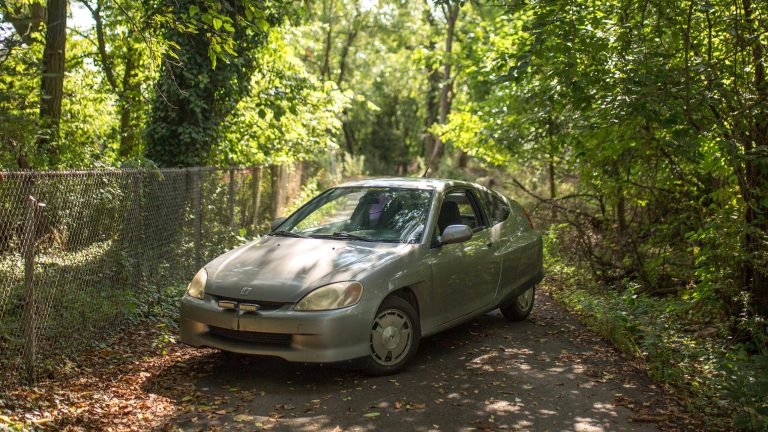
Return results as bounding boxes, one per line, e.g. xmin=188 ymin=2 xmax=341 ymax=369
xmin=187 ymin=268 xmax=207 ymax=300
xmin=295 ymin=281 xmax=363 ymax=311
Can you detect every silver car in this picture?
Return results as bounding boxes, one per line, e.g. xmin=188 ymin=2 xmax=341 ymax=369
xmin=180 ymin=178 xmax=543 ymax=374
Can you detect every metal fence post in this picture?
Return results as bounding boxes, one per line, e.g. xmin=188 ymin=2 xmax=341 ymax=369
xmin=21 ymin=195 xmax=43 ymax=384
xmin=193 ymin=169 xmax=202 ymax=270
xmin=134 ymin=172 xmax=150 ymax=316
xmin=228 ymin=166 xmax=235 ymax=229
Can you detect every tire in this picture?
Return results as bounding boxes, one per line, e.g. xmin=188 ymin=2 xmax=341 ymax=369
xmin=500 ymin=285 xmax=536 ymax=321
xmin=360 ymin=296 xmax=420 ymax=376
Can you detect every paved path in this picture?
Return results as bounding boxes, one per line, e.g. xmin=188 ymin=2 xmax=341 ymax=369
xmin=147 ymin=292 xmax=684 ymax=431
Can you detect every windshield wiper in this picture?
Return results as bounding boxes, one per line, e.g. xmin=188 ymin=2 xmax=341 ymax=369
xmin=270 ymin=230 xmax=307 ymax=238
xmin=310 ymin=232 xmax=373 ymax=242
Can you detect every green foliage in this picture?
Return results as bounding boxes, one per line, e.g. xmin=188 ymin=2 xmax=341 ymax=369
xmin=57 ymin=37 xmax=119 ymax=166
xmin=145 ymin=0 xmax=288 ymax=167
xmin=443 ymin=0 xmax=768 ymax=392
xmin=547 ymin=221 xmax=767 ymax=429
xmin=721 ymin=350 xmax=768 ymax=430
xmin=215 ymin=27 xmax=349 ymax=166
xmin=0 ymin=16 xmax=42 ymax=169
xmin=292 ymin=0 xmax=432 ymax=174
xmin=2 ymin=1 xmax=768 ymax=425
xmin=546 ymin=272 xmax=734 ymax=428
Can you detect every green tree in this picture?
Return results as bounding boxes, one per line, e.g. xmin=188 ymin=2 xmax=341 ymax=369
xmin=144 ymin=0 xmax=285 ymax=167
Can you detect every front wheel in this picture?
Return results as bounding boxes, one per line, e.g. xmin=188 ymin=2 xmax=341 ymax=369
xmin=500 ymin=285 xmax=536 ymax=321
xmin=360 ymin=296 xmax=420 ymax=375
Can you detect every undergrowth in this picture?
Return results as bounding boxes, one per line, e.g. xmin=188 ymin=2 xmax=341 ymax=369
xmin=544 ymin=234 xmax=768 ymax=431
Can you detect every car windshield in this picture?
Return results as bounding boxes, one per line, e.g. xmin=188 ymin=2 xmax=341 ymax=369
xmin=274 ymin=187 xmax=433 ymax=243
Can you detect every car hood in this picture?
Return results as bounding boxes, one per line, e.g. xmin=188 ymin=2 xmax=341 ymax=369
xmin=204 ymin=236 xmax=406 ymax=303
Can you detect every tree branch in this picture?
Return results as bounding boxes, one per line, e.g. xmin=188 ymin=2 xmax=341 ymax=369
xmin=79 ymin=0 xmax=118 ymax=92
xmin=506 ymin=176 xmax=601 ymax=223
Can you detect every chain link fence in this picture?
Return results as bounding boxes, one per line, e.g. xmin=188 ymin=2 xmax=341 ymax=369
xmin=0 ymin=166 xmax=306 ymax=387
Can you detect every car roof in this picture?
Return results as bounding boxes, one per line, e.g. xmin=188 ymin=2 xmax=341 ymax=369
xmin=335 ymin=177 xmax=487 ymax=192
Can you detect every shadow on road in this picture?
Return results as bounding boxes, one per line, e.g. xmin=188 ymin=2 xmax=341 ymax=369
xmin=144 ymin=294 xmax=666 ymax=431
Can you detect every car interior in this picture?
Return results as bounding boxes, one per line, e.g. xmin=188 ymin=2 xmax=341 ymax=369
xmin=349 ymin=192 xmax=405 ymax=230
xmin=437 ymin=190 xmax=484 ymax=235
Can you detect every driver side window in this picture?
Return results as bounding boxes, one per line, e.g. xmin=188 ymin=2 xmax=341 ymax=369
xmin=436 ymin=189 xmax=485 ymax=235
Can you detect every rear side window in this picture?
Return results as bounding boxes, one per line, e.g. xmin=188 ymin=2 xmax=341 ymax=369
xmin=480 ymin=190 xmax=511 ymax=226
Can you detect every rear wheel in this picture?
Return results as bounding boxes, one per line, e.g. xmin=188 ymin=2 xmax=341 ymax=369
xmin=500 ymin=285 xmax=536 ymax=321
xmin=361 ymin=296 xmax=420 ymax=375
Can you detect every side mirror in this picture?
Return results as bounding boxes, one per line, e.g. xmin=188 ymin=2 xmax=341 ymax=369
xmin=271 ymin=217 xmax=286 ymax=231
xmin=439 ymin=224 xmax=473 ymax=245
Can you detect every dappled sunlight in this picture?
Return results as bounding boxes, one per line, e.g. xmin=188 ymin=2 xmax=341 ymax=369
xmin=484 ymin=399 xmax=522 ymax=414
xmin=1 ymin=289 xmax=676 ymax=431
xmin=591 ymin=402 xmax=620 ymax=415
xmin=131 ymin=295 xmax=669 ymax=431
xmin=572 ymin=417 xmax=607 ymax=432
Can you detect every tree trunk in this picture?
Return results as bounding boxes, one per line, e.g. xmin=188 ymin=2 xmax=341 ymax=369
xmin=457 ymin=151 xmax=469 ymax=168
xmin=118 ymin=50 xmax=141 ymax=158
xmin=145 ymin=0 xmax=271 ymax=167
xmin=428 ymin=1 xmax=459 ymax=167
xmin=335 ymin=13 xmax=359 ymax=157
xmin=336 ymin=23 xmax=358 ymax=86
xmin=423 ymin=45 xmax=440 ymax=162
xmin=437 ymin=5 xmax=457 ymax=126
xmin=320 ymin=0 xmax=334 ymax=81
xmin=548 ymin=152 xmax=557 ymax=219
xmin=342 ymin=113 xmax=355 ymax=155
xmin=36 ymin=0 xmax=67 ymax=166
xmin=80 ymin=0 xmax=140 ymax=158
xmin=739 ymin=0 xmax=768 ymax=315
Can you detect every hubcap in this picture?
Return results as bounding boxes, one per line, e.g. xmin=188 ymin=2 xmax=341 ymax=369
xmin=370 ymin=309 xmax=412 ymax=366
xmin=517 ymin=287 xmax=534 ymax=311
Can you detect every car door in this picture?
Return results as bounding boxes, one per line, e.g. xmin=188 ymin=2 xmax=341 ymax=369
xmin=429 ymin=188 xmax=501 ymax=326
xmin=491 ymin=194 xmax=542 ymax=296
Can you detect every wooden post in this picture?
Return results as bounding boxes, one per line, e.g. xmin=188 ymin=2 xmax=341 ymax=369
xmin=193 ymin=169 xmax=202 ymax=269
xmin=251 ymin=167 xmax=263 ymax=234
xmin=228 ymin=166 xmax=235 ymax=229
xmin=22 ymin=195 xmax=43 ymax=384
xmin=270 ymin=165 xmax=280 ymax=220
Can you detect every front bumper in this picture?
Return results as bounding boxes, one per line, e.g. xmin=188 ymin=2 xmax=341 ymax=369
xmin=179 ymin=294 xmax=376 ymax=363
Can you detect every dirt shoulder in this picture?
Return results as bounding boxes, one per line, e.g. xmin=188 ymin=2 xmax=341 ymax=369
xmin=1 ymin=291 xmax=702 ymax=431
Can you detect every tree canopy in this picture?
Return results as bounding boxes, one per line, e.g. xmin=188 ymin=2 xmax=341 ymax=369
xmin=1 ymin=0 xmax=768 ymax=425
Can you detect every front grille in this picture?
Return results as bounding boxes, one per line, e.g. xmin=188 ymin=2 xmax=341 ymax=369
xmin=213 ymin=296 xmax=286 ymax=311
xmin=209 ymin=326 xmax=292 ymax=346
